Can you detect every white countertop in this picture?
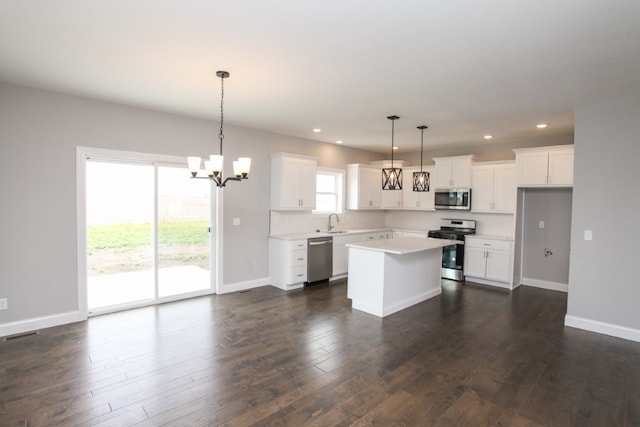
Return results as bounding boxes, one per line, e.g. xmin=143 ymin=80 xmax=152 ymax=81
xmin=269 ymin=228 xmax=392 ymax=241
xmin=467 ymin=234 xmax=514 ymax=241
xmin=346 ymin=237 xmax=456 ymax=255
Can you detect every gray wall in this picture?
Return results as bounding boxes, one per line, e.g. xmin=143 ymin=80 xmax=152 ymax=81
xmin=0 ymin=82 xmax=382 ymax=327
xmin=567 ymin=95 xmax=640 ymax=331
xmin=521 ymin=188 xmax=573 ymax=284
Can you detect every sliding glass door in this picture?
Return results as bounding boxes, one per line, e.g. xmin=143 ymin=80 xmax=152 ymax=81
xmin=85 ymin=157 xmax=211 ymax=314
xmin=157 ymin=165 xmax=211 ymax=298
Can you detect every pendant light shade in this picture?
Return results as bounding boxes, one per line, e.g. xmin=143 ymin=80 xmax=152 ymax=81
xmin=382 ymin=115 xmax=402 ymax=190
xmin=413 ymin=125 xmax=430 ymax=192
xmin=187 ymin=70 xmax=251 ymax=187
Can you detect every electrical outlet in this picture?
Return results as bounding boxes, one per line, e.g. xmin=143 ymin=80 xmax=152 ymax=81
xmin=539 ymin=221 xmax=545 ymax=228
xmin=0 ymin=298 xmax=7 ymax=310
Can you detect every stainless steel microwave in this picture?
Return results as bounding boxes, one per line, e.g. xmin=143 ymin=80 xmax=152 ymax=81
xmin=434 ymin=188 xmax=472 ymax=210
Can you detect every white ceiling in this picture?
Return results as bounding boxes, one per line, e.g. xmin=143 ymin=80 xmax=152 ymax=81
xmin=1 ymin=1 xmax=639 ymax=153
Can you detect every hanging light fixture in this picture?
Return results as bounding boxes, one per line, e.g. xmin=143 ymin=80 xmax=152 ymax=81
xmin=413 ymin=125 xmax=430 ymax=192
xmin=382 ymin=115 xmax=402 ymax=190
xmin=187 ymin=71 xmax=251 ymax=187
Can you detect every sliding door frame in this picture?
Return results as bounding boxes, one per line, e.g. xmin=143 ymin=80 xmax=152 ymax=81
xmin=76 ymin=146 xmax=219 ymax=317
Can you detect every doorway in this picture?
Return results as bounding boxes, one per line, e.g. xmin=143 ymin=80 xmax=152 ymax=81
xmin=80 ymin=149 xmax=213 ymax=315
xmin=516 ymin=188 xmax=573 ymax=292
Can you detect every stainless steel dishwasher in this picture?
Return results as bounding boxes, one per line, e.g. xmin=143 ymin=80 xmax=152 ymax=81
xmin=307 ymin=236 xmax=333 ymax=283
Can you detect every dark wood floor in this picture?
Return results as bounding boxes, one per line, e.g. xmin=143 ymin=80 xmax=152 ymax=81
xmin=1 ymin=280 xmax=639 ymax=426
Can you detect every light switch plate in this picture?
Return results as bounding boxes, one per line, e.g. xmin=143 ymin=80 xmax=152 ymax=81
xmin=0 ymin=298 xmax=7 ymax=310
xmin=584 ymin=230 xmax=593 ymax=241
xmin=539 ymin=221 xmax=545 ymax=228
xmin=233 ymin=217 xmax=240 ymax=226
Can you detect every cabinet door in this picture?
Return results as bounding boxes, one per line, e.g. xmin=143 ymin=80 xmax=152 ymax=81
xmin=361 ymin=166 xmax=381 ymax=208
xmin=402 ymin=166 xmax=435 ymax=209
xmin=332 ymin=244 xmax=347 ymax=276
xmin=471 ymin=167 xmax=494 ymax=211
xmin=464 ymin=247 xmax=487 ymax=278
xmin=297 ymin=160 xmax=317 ymax=209
xmin=277 ymin=159 xmax=302 ymax=209
xmin=451 ymin=157 xmax=472 ymax=187
xmin=402 ymin=168 xmax=420 ymax=209
xmin=434 ymin=160 xmax=453 ymax=188
xmin=516 ymin=152 xmax=549 ymax=186
xmin=485 ymin=250 xmax=511 ymax=283
xmin=547 ymin=149 xmax=574 ymax=186
xmin=381 ymin=188 xmax=402 ymax=209
xmin=492 ymin=164 xmax=516 ymax=212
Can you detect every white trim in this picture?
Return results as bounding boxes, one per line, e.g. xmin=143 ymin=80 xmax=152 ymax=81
xmin=219 ymin=277 xmax=270 ymax=294
xmin=76 ymin=147 xmax=89 ymax=317
xmin=214 ymin=187 xmax=223 ymax=294
xmin=0 ymin=311 xmax=86 ymax=338
xmin=565 ymin=315 xmax=640 ymax=343
xmin=522 ymin=277 xmax=568 ymax=292
xmin=466 ymin=277 xmax=515 ymax=290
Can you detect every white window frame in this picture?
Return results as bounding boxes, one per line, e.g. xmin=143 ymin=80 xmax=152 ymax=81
xmin=313 ymin=167 xmax=344 ymax=214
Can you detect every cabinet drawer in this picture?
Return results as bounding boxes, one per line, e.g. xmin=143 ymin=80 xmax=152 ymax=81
xmin=290 ymin=249 xmax=307 ymax=266
xmin=290 ymin=265 xmax=307 ymax=283
xmin=466 ymin=237 xmax=511 ymax=251
xmin=290 ymin=240 xmax=307 ymax=250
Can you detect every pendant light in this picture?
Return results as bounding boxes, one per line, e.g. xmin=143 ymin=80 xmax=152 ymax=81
xmin=413 ymin=125 xmax=430 ymax=192
xmin=187 ymin=71 xmax=251 ymax=187
xmin=382 ymin=115 xmax=402 ymax=190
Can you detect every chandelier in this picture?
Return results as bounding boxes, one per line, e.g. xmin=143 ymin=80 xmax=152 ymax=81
xmin=382 ymin=115 xmax=402 ymax=190
xmin=187 ymin=71 xmax=251 ymax=187
xmin=413 ymin=125 xmax=430 ymax=192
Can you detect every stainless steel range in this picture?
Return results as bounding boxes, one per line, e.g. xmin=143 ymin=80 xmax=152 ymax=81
xmin=427 ymin=219 xmax=476 ymax=281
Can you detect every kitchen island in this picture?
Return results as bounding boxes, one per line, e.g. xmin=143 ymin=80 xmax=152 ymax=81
xmin=346 ymin=237 xmax=454 ymax=317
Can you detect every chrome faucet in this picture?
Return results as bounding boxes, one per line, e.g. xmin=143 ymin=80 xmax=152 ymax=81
xmin=328 ymin=213 xmax=340 ymax=231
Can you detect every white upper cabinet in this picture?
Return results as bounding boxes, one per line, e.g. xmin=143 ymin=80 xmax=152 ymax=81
xmin=370 ymin=160 xmax=403 ymax=210
xmin=402 ymin=166 xmax=436 ymax=210
xmin=514 ymin=145 xmax=574 ymax=187
xmin=381 ymin=188 xmax=403 ymax=210
xmin=270 ymin=153 xmax=317 ymax=210
xmin=433 ymin=155 xmax=474 ymax=188
xmin=471 ymin=161 xmax=516 ymax=213
xmin=346 ymin=164 xmax=381 ymax=210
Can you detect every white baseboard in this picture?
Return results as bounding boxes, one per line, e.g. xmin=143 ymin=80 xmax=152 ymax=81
xmin=465 ymin=277 xmax=513 ymax=290
xmin=0 ymin=311 xmax=86 ymax=339
xmin=565 ymin=314 xmax=640 ymax=343
xmin=219 ymin=276 xmax=270 ymax=294
xmin=522 ymin=277 xmax=568 ymax=292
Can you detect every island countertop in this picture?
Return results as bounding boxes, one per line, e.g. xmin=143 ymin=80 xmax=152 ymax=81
xmin=346 ymin=237 xmax=457 ymax=255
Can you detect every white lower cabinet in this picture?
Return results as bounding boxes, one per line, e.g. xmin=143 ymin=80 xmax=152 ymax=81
xmin=269 ymin=238 xmax=308 ymax=290
xmin=464 ymin=236 xmax=513 ymax=286
xmin=332 ymin=231 xmax=390 ymax=277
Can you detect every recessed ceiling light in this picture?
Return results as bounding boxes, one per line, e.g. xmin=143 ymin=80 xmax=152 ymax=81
xmin=336 ymin=140 xmax=343 ymax=144
xmin=536 ymin=123 xmax=548 ymax=129
xmin=312 ymin=128 xmax=321 ymax=133
xmin=484 ymin=135 xmax=493 ymax=140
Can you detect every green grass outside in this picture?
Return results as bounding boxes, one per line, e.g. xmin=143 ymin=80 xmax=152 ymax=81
xmin=88 ymin=220 xmax=209 ymax=252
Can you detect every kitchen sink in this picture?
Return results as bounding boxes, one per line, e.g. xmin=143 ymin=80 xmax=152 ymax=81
xmin=328 ymin=230 xmax=347 ymax=234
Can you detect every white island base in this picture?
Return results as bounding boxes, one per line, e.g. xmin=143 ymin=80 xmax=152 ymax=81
xmin=346 ymin=237 xmax=454 ymax=317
